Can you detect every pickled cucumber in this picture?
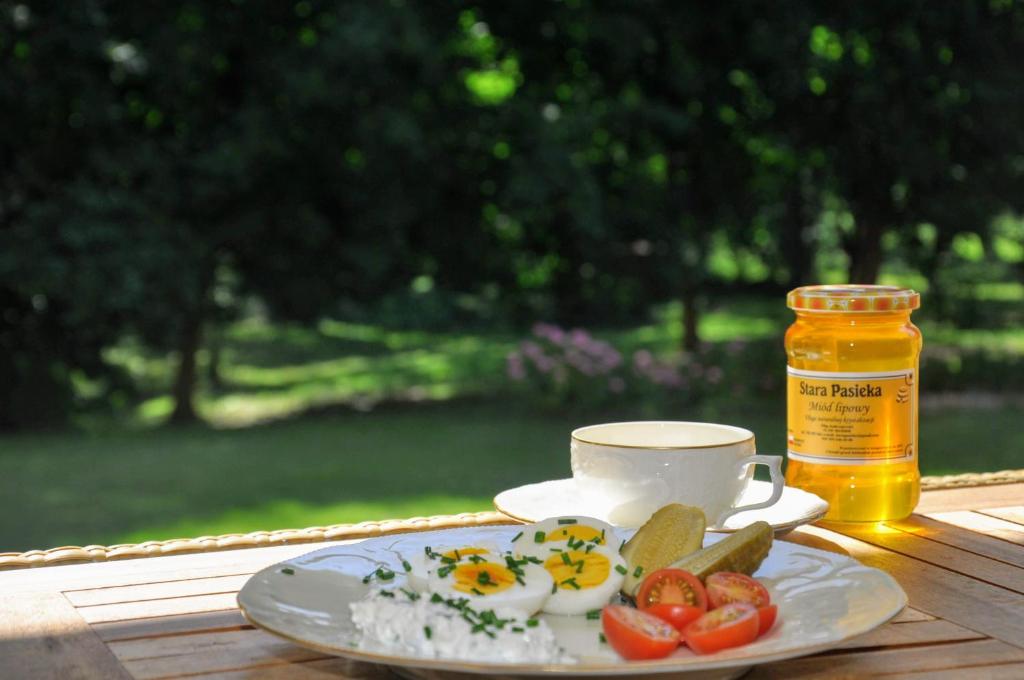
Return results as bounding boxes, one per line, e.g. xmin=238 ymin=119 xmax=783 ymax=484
xmin=620 ymin=504 xmax=706 ymax=596
xmin=669 ymin=520 xmax=773 ymax=581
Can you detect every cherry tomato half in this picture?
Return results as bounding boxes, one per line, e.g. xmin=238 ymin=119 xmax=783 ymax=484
xmin=601 ymin=604 xmax=680 ymax=660
xmin=637 ymin=568 xmax=708 ymax=612
xmin=683 ymin=602 xmax=760 ymax=655
xmin=706 ymin=572 xmax=770 ymax=609
xmin=757 ymin=604 xmax=778 ymax=636
xmin=644 ymin=603 xmax=705 ymax=632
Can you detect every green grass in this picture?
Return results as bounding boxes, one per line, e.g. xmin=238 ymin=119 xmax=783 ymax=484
xmin=2 ymin=295 xmax=1021 ymax=553
xmin=2 ymin=399 xmax=1020 ymax=553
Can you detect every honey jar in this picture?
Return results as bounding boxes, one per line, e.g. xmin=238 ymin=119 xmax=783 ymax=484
xmin=784 ymin=285 xmax=922 ymax=522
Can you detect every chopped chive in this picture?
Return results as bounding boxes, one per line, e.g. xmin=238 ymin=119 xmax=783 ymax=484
xmin=549 ymin=547 xmax=563 ymax=552
xmin=575 ymin=561 xmax=585 ymax=573
xmin=431 ymin=593 xmax=444 ymax=603
xmin=511 ymin=531 xmax=523 ymax=543
xmin=615 ymin=564 xmax=628 ymax=575
xmin=424 ymin=625 xmax=432 ymax=639
xmin=599 ymin=632 xmax=607 ymax=644
xmin=534 ymin=531 xmax=546 ymax=543
xmin=585 ymin=544 xmax=594 ymax=553
xmin=477 ymin=571 xmax=492 ymax=585
xmin=402 ymin=560 xmax=412 ymax=572
xmin=485 ymin=630 xmax=496 ymax=639
xmin=471 ymin=587 xmax=485 ymax=596
xmin=437 ymin=565 xmax=455 ymax=578
xmin=633 ymin=566 xmax=644 ymax=578
xmin=378 ymin=590 xmax=395 ymax=598
xmin=601 ymin=529 xmax=606 ymax=542
xmin=400 ymin=588 xmax=420 ymax=601
xmin=468 ymin=554 xmax=485 ymax=564
xmin=557 ymin=518 xmax=578 ymax=525
xmin=562 ymin=577 xmax=581 ymax=590
xmin=560 ymin=552 xmax=572 ymax=565
xmin=280 ymin=567 xmax=295 ymax=575
xmin=527 ymin=618 xmax=539 ymax=628
xmin=586 ymin=609 xmax=601 ymax=620
xmin=551 ymin=581 xmax=558 ymax=594
xmin=526 ymin=556 xmax=542 ymax=564
xmin=440 ymin=556 xmax=455 ymax=564
xmin=454 ymin=550 xmax=462 ymax=561
xmin=362 ymin=571 xmax=374 ymax=584
xmin=377 ymin=568 xmax=395 ymax=581
xmin=516 ymin=576 xmax=525 ymax=585
xmin=512 ymin=626 xmax=525 ymax=633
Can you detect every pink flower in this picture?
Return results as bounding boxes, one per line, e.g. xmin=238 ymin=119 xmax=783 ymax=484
xmin=633 ymin=349 xmax=653 ymax=369
xmin=608 ymin=377 xmax=626 ymax=393
xmin=707 ymin=366 xmax=723 ymax=384
xmin=506 ymin=352 xmax=526 ymax=381
xmin=570 ymin=328 xmax=592 ymax=349
xmin=533 ymin=355 xmax=556 ymax=373
xmin=521 ymin=341 xmax=543 ymax=358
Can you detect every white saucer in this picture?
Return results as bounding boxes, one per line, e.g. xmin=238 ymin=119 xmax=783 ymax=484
xmin=494 ymin=479 xmax=829 ymax=535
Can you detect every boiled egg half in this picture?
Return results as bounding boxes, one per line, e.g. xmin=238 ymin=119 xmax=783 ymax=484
xmin=404 ymin=542 xmax=501 ymax=592
xmin=539 ymin=543 xmax=626 ymax=615
xmin=426 ymin=554 xmax=553 ymax=615
xmin=515 ymin=516 xmax=619 ymax=561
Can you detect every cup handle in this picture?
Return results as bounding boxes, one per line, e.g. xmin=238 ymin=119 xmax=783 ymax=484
xmin=714 ymin=455 xmax=785 ymax=528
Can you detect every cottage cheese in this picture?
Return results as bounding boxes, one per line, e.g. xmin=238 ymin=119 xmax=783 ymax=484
xmin=350 ymin=589 xmax=575 ymax=664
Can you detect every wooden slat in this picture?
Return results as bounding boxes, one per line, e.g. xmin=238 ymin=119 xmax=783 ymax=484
xmin=980 ymin=506 xmax=1024 ymax=527
xmin=93 ymin=610 xmax=248 ymax=642
xmin=834 ymin=619 xmax=983 ymax=650
xmin=926 ymin=511 xmax=1024 ymax=546
xmin=786 ymin=525 xmax=1024 ymax=648
xmin=826 ymin=522 xmax=1024 ymax=595
xmin=0 ymin=591 xmax=132 ymax=680
xmin=110 ymin=628 xmax=325 ymax=679
xmin=64 ymin=573 xmax=251 ymax=607
xmin=77 ymin=592 xmax=239 ymax=624
xmin=748 ymin=639 xmax=1024 ymax=679
xmin=916 ymin=483 xmax=1024 ymax=513
xmin=886 ymin=514 xmax=1024 ymax=569
xmin=890 ymin=607 xmax=935 ymax=623
xmin=194 ymin=657 xmax=400 ymax=679
xmin=887 ymin=661 xmax=1024 ymax=679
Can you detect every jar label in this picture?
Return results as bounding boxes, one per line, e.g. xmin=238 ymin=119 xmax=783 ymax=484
xmin=786 ymin=367 xmax=916 ymax=464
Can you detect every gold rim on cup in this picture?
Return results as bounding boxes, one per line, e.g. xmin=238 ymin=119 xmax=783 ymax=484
xmin=571 ymin=421 xmax=755 ymax=451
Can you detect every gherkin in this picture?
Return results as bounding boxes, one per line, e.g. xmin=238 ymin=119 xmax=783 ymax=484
xmin=620 ymin=504 xmax=706 ymax=597
xmin=670 ymin=521 xmax=773 ymax=582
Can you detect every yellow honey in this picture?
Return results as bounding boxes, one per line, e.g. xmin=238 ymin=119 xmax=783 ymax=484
xmin=784 ymin=285 xmax=922 ymax=522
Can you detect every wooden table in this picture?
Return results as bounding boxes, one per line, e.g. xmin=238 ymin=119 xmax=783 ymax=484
xmin=3 ymin=483 xmax=1024 ymax=679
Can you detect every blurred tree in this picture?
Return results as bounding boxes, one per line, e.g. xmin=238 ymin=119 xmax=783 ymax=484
xmin=759 ymin=1 xmax=1024 ymax=284
xmin=0 ymin=4 xmax=131 ymax=429
xmin=2 ymin=0 xmax=1022 ymax=429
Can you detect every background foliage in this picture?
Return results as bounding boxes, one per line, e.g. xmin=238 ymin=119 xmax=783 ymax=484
xmin=2 ymin=1 xmax=1022 ymax=427
xmin=0 ymin=2 xmax=1022 ymax=549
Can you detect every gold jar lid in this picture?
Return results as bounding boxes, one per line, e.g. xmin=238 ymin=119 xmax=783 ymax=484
xmin=787 ymin=285 xmax=920 ymax=312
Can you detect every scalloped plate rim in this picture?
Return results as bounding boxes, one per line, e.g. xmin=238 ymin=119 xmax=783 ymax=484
xmin=237 ymin=524 xmax=906 ymax=677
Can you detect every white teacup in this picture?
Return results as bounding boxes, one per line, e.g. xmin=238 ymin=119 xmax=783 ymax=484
xmin=570 ymin=421 xmax=785 ymax=528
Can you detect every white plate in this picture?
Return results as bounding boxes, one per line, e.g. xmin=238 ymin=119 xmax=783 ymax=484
xmin=238 ymin=524 xmax=905 ymax=678
xmin=494 ymin=479 xmax=829 ymax=534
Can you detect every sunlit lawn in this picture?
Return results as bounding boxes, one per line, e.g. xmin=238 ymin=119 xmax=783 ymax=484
xmin=1 ymin=295 xmax=1022 ymax=552
xmin=2 ymin=398 xmax=1021 ymax=553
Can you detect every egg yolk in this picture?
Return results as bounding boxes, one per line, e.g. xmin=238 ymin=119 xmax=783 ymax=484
xmin=451 ymin=562 xmax=516 ymax=595
xmin=544 ymin=525 xmax=605 ymax=545
xmin=441 ymin=547 xmax=489 ymax=561
xmin=544 ymin=550 xmax=610 ymax=590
